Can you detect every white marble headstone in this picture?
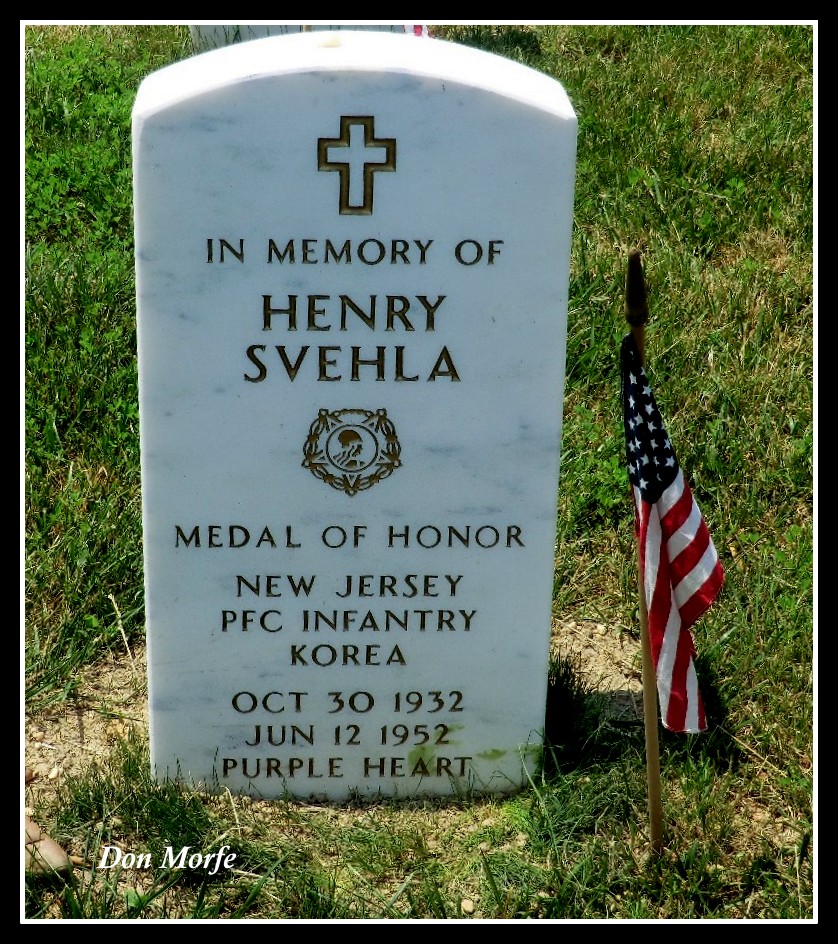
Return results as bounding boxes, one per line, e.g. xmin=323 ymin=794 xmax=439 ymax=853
xmin=133 ymin=30 xmax=576 ymax=801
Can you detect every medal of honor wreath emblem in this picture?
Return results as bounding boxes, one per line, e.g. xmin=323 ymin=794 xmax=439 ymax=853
xmin=302 ymin=408 xmax=402 ymax=495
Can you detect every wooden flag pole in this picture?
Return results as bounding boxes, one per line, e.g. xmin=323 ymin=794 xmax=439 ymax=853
xmin=625 ymin=248 xmax=664 ymax=855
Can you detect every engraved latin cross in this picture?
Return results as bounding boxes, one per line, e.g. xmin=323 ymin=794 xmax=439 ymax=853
xmin=318 ymin=116 xmax=396 ymax=215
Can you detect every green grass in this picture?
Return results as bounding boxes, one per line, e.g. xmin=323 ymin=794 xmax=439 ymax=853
xmin=24 ymin=24 xmax=814 ymax=920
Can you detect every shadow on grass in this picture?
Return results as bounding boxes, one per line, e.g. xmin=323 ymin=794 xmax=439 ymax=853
xmin=541 ymin=650 xmax=745 ymax=779
xmin=657 ymin=652 xmax=746 ymax=770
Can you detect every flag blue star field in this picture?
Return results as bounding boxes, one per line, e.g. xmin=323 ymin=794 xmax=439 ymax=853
xmin=621 ymin=333 xmax=724 ymax=733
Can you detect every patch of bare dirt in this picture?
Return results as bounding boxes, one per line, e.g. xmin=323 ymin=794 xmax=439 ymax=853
xmin=25 ymin=646 xmax=148 ymax=814
xmin=552 ymin=617 xmax=645 ymax=722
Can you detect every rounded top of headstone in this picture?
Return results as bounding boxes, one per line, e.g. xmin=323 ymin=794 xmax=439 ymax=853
xmin=133 ymin=30 xmax=576 ymax=126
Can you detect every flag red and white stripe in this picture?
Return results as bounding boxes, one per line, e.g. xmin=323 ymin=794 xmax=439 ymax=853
xmin=621 ymin=333 xmax=724 ymax=733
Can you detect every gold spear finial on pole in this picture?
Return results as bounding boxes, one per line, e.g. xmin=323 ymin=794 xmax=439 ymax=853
xmin=625 ymin=247 xmax=649 ymax=364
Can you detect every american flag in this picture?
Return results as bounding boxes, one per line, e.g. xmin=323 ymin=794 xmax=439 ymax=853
xmin=621 ymin=332 xmax=724 ymax=733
